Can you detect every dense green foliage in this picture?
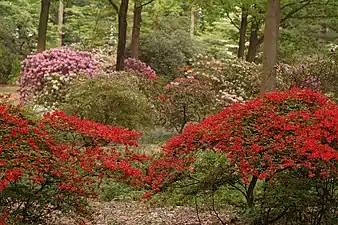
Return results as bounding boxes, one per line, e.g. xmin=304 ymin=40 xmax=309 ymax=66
xmin=0 ymin=0 xmax=39 ymax=84
xmin=138 ymin=30 xmax=202 ymax=78
xmin=61 ymin=73 xmax=156 ymax=131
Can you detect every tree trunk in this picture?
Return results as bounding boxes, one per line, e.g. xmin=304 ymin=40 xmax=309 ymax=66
xmin=37 ymin=0 xmax=51 ymax=52
xmin=246 ymin=176 xmax=258 ymax=208
xmin=153 ymin=13 xmax=159 ymax=32
xmin=57 ymin=0 xmax=64 ymax=47
xmin=260 ymin=0 xmax=280 ymax=96
xmin=153 ymin=0 xmax=159 ymax=32
xmin=237 ymin=7 xmax=248 ymax=59
xmin=131 ymin=2 xmax=142 ymax=59
xmin=190 ymin=6 xmax=196 ymax=39
xmin=116 ymin=0 xmax=129 ymax=71
xmin=246 ymin=22 xmax=259 ymax=62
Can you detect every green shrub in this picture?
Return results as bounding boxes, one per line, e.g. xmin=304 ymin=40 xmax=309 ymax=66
xmin=138 ymin=30 xmax=201 ymax=78
xmin=61 ymin=72 xmax=156 ymax=130
xmin=140 ymin=127 xmax=176 ymax=145
xmin=100 ymin=181 xmax=142 ymax=202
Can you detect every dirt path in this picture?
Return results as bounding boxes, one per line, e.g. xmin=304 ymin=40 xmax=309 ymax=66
xmin=58 ymin=201 xmax=240 ymax=225
xmin=0 ymin=86 xmax=19 ymax=104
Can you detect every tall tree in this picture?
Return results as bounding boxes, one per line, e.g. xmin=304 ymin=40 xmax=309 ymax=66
xmin=37 ymin=0 xmax=51 ymax=52
xmin=246 ymin=21 xmax=263 ymax=62
xmin=153 ymin=0 xmax=159 ymax=32
xmin=260 ymin=0 xmax=280 ymax=95
xmin=116 ymin=0 xmax=129 ymax=70
xmin=131 ymin=1 xmax=142 ymax=58
xmin=130 ymin=0 xmax=154 ymax=59
xmin=190 ymin=5 xmax=196 ymax=39
xmin=238 ymin=6 xmax=248 ymax=59
xmin=57 ymin=0 xmax=64 ymax=47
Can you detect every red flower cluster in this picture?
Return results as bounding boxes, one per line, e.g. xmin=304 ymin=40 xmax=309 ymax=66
xmin=0 ymin=100 xmax=148 ymax=223
xmin=145 ymin=89 xmax=338 ymax=191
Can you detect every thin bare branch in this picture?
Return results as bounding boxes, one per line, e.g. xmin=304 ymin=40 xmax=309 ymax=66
xmin=226 ymin=12 xmax=240 ymax=30
xmin=211 ymin=192 xmax=227 ymax=225
xmin=194 ymin=197 xmax=202 ymax=225
xmin=107 ymin=0 xmax=119 ymax=13
xmin=140 ymin=0 xmax=155 ymax=7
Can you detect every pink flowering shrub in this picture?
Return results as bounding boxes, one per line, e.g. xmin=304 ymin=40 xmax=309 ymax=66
xmin=124 ymin=57 xmax=157 ymax=80
xmin=276 ymin=58 xmax=338 ymax=101
xmin=19 ymin=48 xmax=98 ymax=103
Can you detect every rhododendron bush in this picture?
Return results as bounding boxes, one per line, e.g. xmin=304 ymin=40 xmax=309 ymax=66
xmin=0 ymin=99 xmax=148 ymax=224
xmin=124 ymin=57 xmax=157 ymax=81
xmin=181 ymin=54 xmax=261 ymax=104
xmin=19 ymin=48 xmax=98 ymax=103
xmin=276 ymin=57 xmax=338 ymax=100
xmin=32 ymin=72 xmax=77 ymax=110
xmin=156 ymin=55 xmax=261 ymax=133
xmin=145 ymin=89 xmax=338 ymax=224
xmin=159 ymin=77 xmax=216 ymax=133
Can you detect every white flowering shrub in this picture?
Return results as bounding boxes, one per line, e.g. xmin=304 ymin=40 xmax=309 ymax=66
xmin=181 ymin=54 xmax=261 ymax=107
xmin=32 ymin=73 xmax=77 ymax=110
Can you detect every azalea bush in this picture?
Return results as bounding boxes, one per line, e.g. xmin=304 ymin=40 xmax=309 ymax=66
xmin=145 ymin=89 xmax=338 ymax=224
xmin=19 ymin=48 xmax=98 ymax=103
xmin=0 ymin=97 xmax=147 ymax=224
xmin=60 ymin=73 xmax=156 ymax=131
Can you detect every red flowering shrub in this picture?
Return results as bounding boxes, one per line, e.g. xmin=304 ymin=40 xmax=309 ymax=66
xmin=145 ymin=89 xmax=338 ymax=224
xmin=159 ymin=77 xmax=216 ymax=133
xmin=19 ymin=48 xmax=98 ymax=103
xmin=0 ymin=99 xmax=148 ymax=224
xmin=124 ymin=57 xmax=157 ymax=81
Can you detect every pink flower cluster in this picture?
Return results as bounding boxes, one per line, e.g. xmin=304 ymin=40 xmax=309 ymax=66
xmin=19 ymin=48 xmax=98 ymax=103
xmin=124 ymin=57 xmax=157 ymax=80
